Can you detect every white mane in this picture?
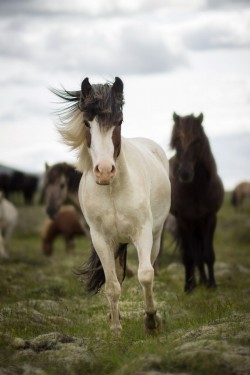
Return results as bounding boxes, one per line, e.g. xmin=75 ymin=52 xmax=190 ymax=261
xmin=57 ymin=109 xmax=92 ymax=172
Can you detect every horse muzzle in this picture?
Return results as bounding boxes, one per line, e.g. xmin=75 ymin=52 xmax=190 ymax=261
xmin=46 ymin=206 xmax=59 ymax=219
xmin=178 ymin=168 xmax=194 ymax=184
xmin=94 ymin=163 xmax=116 ymax=185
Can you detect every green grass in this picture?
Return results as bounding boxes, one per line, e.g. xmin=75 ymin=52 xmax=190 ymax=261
xmin=0 ymin=194 xmax=250 ymax=375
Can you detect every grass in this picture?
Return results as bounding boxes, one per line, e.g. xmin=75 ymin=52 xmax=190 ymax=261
xmin=0 ymin=193 xmax=250 ymax=375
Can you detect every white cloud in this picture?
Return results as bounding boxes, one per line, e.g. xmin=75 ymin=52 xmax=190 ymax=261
xmin=0 ymin=0 xmax=250 ymax=190
xmin=182 ymin=10 xmax=250 ymax=50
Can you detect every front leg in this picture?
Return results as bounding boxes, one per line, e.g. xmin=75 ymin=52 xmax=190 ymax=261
xmin=91 ymin=231 xmax=122 ymax=335
xmin=133 ymin=225 xmax=161 ymax=333
xmin=203 ymin=215 xmax=217 ymax=289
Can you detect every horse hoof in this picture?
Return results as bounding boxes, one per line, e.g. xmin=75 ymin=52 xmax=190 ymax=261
xmin=144 ymin=312 xmax=161 ymax=334
xmin=110 ymin=324 xmax=122 ymax=336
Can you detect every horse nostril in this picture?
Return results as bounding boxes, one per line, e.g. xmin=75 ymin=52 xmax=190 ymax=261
xmin=94 ymin=164 xmax=115 ymax=176
xmin=94 ymin=165 xmax=101 ymax=176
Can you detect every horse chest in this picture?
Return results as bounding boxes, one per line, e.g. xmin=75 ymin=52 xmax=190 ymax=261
xmin=80 ymin=181 xmax=147 ymax=241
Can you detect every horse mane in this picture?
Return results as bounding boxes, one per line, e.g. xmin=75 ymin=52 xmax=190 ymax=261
xmin=51 ymin=80 xmax=124 ymax=172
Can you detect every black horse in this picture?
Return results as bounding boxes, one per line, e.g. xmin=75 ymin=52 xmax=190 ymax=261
xmin=0 ymin=169 xmax=38 ymax=205
xmin=169 ymin=113 xmax=224 ymax=292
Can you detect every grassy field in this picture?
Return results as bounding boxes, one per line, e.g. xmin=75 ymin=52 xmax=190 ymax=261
xmin=0 ymin=193 xmax=250 ymax=375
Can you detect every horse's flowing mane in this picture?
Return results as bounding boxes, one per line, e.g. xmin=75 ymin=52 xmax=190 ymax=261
xmin=50 ymin=88 xmax=90 ymax=172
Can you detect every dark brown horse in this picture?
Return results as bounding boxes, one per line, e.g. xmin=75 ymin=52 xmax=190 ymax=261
xmin=169 ymin=113 xmax=224 ymax=292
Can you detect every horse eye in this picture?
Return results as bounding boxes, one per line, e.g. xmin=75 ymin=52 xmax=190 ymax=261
xmin=60 ymin=183 xmax=65 ymax=190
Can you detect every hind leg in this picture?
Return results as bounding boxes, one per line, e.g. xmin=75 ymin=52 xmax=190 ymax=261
xmin=183 ymin=256 xmax=196 ymax=292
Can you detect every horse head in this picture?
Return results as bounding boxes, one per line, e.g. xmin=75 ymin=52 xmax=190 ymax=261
xmin=79 ymin=77 xmax=124 ymax=185
xmin=170 ymin=112 xmax=205 ymax=184
xmin=43 ymin=163 xmax=75 ymax=219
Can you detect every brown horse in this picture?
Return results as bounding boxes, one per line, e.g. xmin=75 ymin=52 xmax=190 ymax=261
xmin=231 ymin=181 xmax=250 ymax=207
xmin=169 ymin=113 xmax=224 ymax=292
xmin=41 ymin=205 xmax=84 ymax=256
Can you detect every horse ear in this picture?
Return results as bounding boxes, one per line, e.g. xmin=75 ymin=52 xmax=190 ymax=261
xmin=112 ymin=77 xmax=123 ymax=95
xmin=81 ymin=78 xmax=92 ymax=98
xmin=80 ymin=78 xmax=92 ymax=111
xmin=173 ymin=112 xmax=179 ymax=122
xmin=198 ymin=113 xmax=203 ymax=123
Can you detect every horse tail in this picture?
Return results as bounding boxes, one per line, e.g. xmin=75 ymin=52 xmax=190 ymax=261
xmin=77 ymin=243 xmax=128 ymax=295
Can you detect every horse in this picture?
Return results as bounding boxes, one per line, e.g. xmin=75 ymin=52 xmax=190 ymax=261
xmin=42 ymin=162 xmax=90 ymax=238
xmin=0 ymin=191 xmax=18 ymax=258
xmin=41 ymin=205 xmax=84 ymax=256
xmin=169 ymin=113 xmax=224 ymax=292
xmin=51 ymin=77 xmax=171 ymax=334
xmin=0 ymin=169 xmax=38 ymax=205
xmin=231 ymin=181 xmax=250 ymax=208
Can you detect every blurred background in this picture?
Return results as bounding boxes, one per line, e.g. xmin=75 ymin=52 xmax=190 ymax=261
xmin=0 ymin=0 xmax=250 ymax=190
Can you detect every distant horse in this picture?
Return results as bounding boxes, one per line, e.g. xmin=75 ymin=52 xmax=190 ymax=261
xmin=0 ymin=170 xmax=38 ymax=205
xmin=41 ymin=205 xmax=84 ymax=256
xmin=42 ymin=162 xmax=90 ymax=238
xmin=169 ymin=113 xmax=224 ymax=292
xmin=51 ymin=77 xmax=171 ymax=334
xmin=231 ymin=181 xmax=250 ymax=207
xmin=0 ymin=191 xmax=18 ymax=258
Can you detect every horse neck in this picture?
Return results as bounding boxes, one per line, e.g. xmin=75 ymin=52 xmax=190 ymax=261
xmin=196 ymin=141 xmax=217 ymax=178
xmin=112 ymin=140 xmax=132 ymax=185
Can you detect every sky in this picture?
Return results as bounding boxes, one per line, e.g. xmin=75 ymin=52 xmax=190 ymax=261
xmin=0 ymin=0 xmax=250 ymax=189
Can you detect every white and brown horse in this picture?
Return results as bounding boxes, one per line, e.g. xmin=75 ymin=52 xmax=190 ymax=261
xmin=51 ymin=77 xmax=171 ymax=334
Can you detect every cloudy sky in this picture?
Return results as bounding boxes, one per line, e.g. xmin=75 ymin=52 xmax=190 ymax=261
xmin=0 ymin=0 xmax=250 ymax=189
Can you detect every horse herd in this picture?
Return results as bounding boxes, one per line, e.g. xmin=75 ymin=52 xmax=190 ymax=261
xmin=0 ymin=77 xmax=249 ymax=335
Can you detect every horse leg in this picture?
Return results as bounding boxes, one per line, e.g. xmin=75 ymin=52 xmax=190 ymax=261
xmin=153 ymin=224 xmax=165 ymax=275
xmin=134 ymin=226 xmax=161 ymax=333
xmin=196 ymin=223 xmax=208 ymax=285
xmin=204 ymin=215 xmax=217 ymax=288
xmin=0 ymin=230 xmax=8 ymax=258
xmin=178 ymin=220 xmax=196 ymax=292
xmin=91 ymin=232 xmax=122 ymax=334
xmin=198 ymin=263 xmax=208 ymax=285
